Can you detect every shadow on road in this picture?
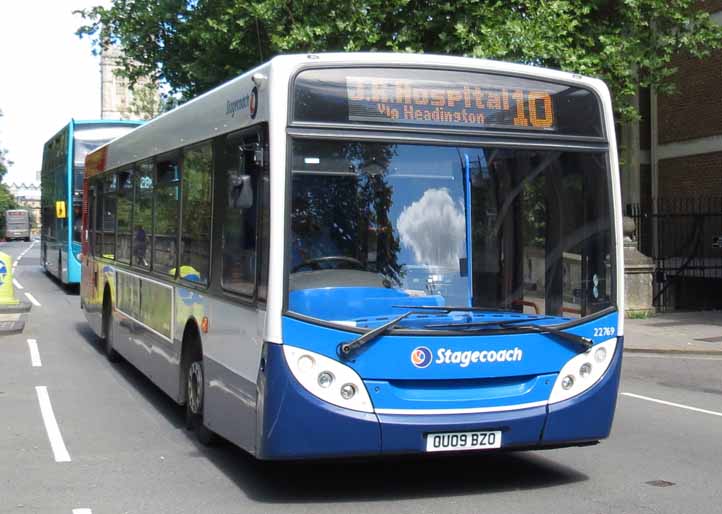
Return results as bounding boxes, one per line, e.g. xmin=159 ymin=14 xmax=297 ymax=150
xmin=74 ymin=322 xmax=588 ymax=503
xmin=41 ymin=268 xmax=80 ymax=295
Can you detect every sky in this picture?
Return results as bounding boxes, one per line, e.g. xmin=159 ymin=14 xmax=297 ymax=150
xmin=0 ymin=0 xmax=105 ymax=184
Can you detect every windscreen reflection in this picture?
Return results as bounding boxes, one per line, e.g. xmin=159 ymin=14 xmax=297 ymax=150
xmin=288 ymin=140 xmax=614 ymax=324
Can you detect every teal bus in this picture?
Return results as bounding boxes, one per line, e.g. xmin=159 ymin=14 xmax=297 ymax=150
xmin=41 ymin=119 xmax=143 ymax=284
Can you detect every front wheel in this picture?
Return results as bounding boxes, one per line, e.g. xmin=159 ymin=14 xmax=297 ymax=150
xmin=185 ymin=355 xmax=216 ymax=445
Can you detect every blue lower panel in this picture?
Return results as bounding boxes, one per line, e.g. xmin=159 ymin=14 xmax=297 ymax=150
xmin=542 ymin=336 xmax=624 ymax=444
xmin=256 ymin=343 xmax=381 ymax=460
xmin=378 ymin=406 xmax=546 ymax=454
xmin=256 ymin=337 xmax=623 ymax=459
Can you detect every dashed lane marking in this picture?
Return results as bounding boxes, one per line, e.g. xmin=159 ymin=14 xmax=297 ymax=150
xmin=27 ymin=339 xmax=41 ymax=367
xmin=25 ymin=292 xmax=41 ymax=307
xmin=72 ymin=509 xmax=92 ymax=514
xmin=35 ymin=386 xmax=71 ymax=462
xmin=13 ymin=278 xmax=23 ymax=290
xmin=622 ymin=392 xmax=722 ymax=418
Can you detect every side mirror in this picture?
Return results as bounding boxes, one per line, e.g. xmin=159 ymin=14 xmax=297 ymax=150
xmin=229 ymin=174 xmax=254 ymax=209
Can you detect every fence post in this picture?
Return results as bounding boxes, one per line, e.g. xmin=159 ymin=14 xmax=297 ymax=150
xmin=623 ymin=216 xmax=655 ymax=317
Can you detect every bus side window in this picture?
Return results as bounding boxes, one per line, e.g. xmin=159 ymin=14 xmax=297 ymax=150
xmin=153 ymin=155 xmax=180 ymax=275
xmin=88 ymin=185 xmax=96 ymax=255
xmin=221 ymin=130 xmax=262 ymax=296
xmin=93 ymin=180 xmax=104 ymax=257
xmin=133 ymin=160 xmax=153 ymax=269
xmin=180 ymin=143 xmax=213 ymax=284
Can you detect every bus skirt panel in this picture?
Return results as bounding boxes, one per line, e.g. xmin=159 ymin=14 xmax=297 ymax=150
xmin=255 ymin=337 xmax=623 ymax=459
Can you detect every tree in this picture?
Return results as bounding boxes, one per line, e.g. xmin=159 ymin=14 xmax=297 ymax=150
xmin=76 ymin=0 xmax=722 ymax=121
xmin=0 ymin=109 xmax=18 ymax=236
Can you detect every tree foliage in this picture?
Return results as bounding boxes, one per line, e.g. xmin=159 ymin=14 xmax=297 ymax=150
xmin=77 ymin=0 xmax=722 ymax=120
xmin=0 ymin=109 xmax=18 ymax=236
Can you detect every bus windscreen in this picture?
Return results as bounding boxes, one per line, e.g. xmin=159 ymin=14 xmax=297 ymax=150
xmin=293 ymin=68 xmax=603 ymax=137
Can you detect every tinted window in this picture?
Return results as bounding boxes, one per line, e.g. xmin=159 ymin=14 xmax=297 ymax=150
xmin=92 ymin=181 xmax=103 ymax=255
xmin=116 ymin=169 xmax=133 ymax=264
xmin=133 ymin=161 xmax=153 ymax=268
xmin=153 ymin=156 xmax=180 ymax=275
xmin=88 ymin=184 xmax=97 ymax=255
xmin=221 ymin=130 xmax=263 ymax=295
xmin=102 ymin=174 xmax=117 ymax=259
xmin=257 ymin=164 xmax=270 ymax=302
xmin=180 ymin=144 xmax=213 ymax=284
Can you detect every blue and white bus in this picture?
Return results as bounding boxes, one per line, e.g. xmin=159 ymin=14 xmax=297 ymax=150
xmin=81 ymin=54 xmax=623 ymax=459
xmin=41 ymin=119 xmax=143 ymax=284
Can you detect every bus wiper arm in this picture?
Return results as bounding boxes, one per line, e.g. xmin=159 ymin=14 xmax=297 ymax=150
xmin=337 ymin=312 xmax=412 ymax=360
xmin=506 ymin=324 xmax=593 ymax=352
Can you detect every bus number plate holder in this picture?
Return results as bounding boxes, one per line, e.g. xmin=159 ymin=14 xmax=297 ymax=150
xmin=425 ymin=430 xmax=502 ymax=452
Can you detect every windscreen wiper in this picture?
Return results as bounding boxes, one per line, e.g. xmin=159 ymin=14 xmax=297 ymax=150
xmin=337 ymin=312 xmax=412 ymax=360
xmin=425 ymin=319 xmax=592 ymax=352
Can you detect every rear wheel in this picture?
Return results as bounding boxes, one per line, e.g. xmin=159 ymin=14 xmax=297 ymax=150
xmin=102 ymin=292 xmax=121 ymax=363
xmin=184 ymin=343 xmax=216 ymax=446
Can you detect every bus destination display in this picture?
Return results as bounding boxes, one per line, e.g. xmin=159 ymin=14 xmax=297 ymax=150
xmin=347 ymin=77 xmax=554 ymax=130
xmin=293 ymin=68 xmax=603 ymax=137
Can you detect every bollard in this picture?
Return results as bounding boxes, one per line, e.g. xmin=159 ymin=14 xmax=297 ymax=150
xmin=0 ymin=251 xmax=31 ymax=313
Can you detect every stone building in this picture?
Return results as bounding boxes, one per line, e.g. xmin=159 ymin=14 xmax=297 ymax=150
xmin=100 ymin=46 xmax=160 ymax=121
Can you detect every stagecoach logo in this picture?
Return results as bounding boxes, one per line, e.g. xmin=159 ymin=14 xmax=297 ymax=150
xmin=412 ymin=346 xmax=525 ymax=368
xmin=411 ymin=346 xmax=433 ymax=368
xmin=226 ymin=87 xmax=258 ymax=119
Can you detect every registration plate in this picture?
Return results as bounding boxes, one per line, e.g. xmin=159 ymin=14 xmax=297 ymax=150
xmin=425 ymin=430 xmax=502 ymax=452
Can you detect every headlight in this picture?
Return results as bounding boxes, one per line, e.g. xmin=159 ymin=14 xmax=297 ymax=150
xmin=549 ymin=337 xmax=617 ymax=404
xmin=283 ymin=345 xmax=374 ymax=413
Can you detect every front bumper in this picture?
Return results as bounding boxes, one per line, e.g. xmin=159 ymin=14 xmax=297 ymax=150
xmin=256 ymin=337 xmax=623 ymax=460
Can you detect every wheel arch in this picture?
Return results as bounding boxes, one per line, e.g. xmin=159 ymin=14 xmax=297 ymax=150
xmin=179 ymin=317 xmax=203 ymax=405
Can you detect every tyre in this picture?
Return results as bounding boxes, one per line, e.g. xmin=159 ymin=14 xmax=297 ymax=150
xmin=184 ymin=345 xmax=217 ymax=446
xmin=102 ymin=293 xmax=121 ymax=363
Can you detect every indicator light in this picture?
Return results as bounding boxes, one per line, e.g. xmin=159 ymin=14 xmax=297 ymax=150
xmin=340 ymin=383 xmax=357 ymax=400
xmin=579 ymin=362 xmax=592 ymax=378
xmin=318 ymin=371 xmax=334 ymax=388
xmin=297 ymin=355 xmax=315 ymax=371
xmin=561 ymin=375 xmax=575 ymax=390
xmin=594 ymin=347 xmax=607 ymax=363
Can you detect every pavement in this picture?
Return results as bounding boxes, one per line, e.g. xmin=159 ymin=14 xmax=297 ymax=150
xmin=624 ymin=311 xmax=722 ymax=354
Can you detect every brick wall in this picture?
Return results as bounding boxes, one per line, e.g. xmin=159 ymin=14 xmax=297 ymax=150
xmin=658 ymin=48 xmax=722 ymax=144
xmin=659 ymin=151 xmax=722 ymax=196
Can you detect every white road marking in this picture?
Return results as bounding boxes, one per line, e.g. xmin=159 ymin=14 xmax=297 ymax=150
xmin=13 ymin=278 xmax=24 ymax=290
xmin=25 ymin=292 xmax=41 ymax=307
xmin=622 ymin=392 xmax=722 ymax=418
xmin=35 ymin=386 xmax=71 ymax=462
xmin=27 ymin=339 xmax=42 ymax=367
xmin=72 ymin=509 xmax=92 ymax=514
